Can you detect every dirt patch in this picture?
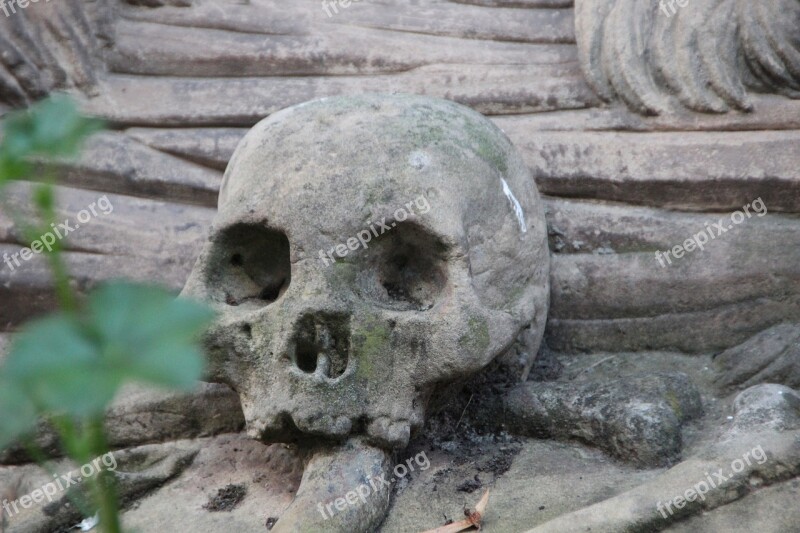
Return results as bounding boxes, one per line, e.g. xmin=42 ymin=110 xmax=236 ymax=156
xmin=402 ymin=360 xmax=530 ymax=498
xmin=527 ymin=341 xmax=563 ymax=382
xmin=456 ymin=475 xmax=483 ymax=493
xmin=203 ymin=484 xmax=247 ymax=512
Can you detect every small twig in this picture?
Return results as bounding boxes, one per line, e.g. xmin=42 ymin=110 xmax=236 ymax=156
xmin=420 ymin=490 xmax=490 ymax=533
xmin=571 ymin=356 xmax=615 ymax=380
xmin=454 ymin=394 xmax=474 ymax=433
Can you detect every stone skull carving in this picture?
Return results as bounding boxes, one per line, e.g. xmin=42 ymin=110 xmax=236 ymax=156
xmin=182 ymin=94 xmax=550 ymax=449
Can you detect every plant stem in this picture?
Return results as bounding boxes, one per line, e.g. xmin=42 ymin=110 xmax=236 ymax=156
xmin=37 ymin=209 xmax=77 ymax=313
xmin=88 ymin=418 xmax=121 ymax=533
xmin=0 ymin=181 xmax=77 ymax=312
xmin=22 ymin=436 xmax=92 ymax=519
xmin=34 ymin=176 xmax=77 ymax=313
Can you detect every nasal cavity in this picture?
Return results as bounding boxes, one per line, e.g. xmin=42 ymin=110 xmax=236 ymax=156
xmin=291 ymin=314 xmax=350 ymax=379
xmin=295 ymin=338 xmax=319 ymax=373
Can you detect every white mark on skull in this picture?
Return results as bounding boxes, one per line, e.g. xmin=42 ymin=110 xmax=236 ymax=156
xmin=501 ymin=178 xmax=527 ymax=233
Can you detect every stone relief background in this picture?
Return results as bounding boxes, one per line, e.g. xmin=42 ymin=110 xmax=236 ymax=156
xmin=0 ymin=1 xmax=798 ymax=532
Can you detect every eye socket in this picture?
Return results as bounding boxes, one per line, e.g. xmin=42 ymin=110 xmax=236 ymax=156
xmin=207 ymin=223 xmax=291 ymax=308
xmin=356 ymin=223 xmax=447 ymax=311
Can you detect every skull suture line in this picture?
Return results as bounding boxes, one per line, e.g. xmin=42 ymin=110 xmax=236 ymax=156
xmin=182 ymin=94 xmax=550 ymax=449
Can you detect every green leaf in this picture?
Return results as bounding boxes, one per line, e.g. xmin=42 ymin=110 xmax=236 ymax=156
xmin=30 ymin=366 xmax=121 ymax=418
xmin=3 ymin=96 xmax=103 ymax=158
xmin=3 ymin=314 xmax=114 ymax=417
xmin=126 ymin=341 xmax=206 ymax=389
xmin=0 ymin=283 xmax=213 ymax=429
xmin=0 ymin=149 xmax=32 ymax=183
xmin=88 ymin=282 xmax=214 ymax=345
xmin=86 ymin=282 xmax=214 ymax=390
xmin=4 ymin=315 xmax=97 ymax=379
xmin=1 ymin=113 xmax=36 ymax=160
xmin=33 ymin=183 xmax=55 ymax=212
xmin=29 ymin=97 xmax=85 ymax=155
xmin=0 ymin=95 xmax=104 ymax=185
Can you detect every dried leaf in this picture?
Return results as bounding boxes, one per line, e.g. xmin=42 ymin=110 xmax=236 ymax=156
xmin=419 ymin=490 xmax=490 ymax=533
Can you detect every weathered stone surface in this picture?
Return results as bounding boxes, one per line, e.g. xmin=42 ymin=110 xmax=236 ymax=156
xmin=1 ymin=1 xmax=799 ymax=531
xmin=124 ymin=0 xmax=192 ymax=7
xmin=574 ymin=0 xmax=800 ymax=115
xmin=0 ymin=382 xmax=244 ymax=465
xmin=5 ymin=147 xmax=795 ymax=355
xmin=522 ymin=388 xmax=800 ymax=532
xmin=119 ymin=0 xmax=574 ymax=46
xmin=2 ymin=440 xmax=200 ymax=533
xmin=460 ymin=0 xmax=573 ymax=6
xmin=57 ymin=98 xmax=800 ymax=183
xmin=126 ymin=127 xmax=245 ymax=172
xmin=82 ymin=65 xmax=597 ymax=127
xmin=667 ymin=479 xmax=800 ymax=533
xmin=714 ymin=323 xmax=800 ymax=394
xmin=381 ymin=439 xmax=661 ymax=533
xmin=0 ymin=0 xmax=796 ymax=363
xmin=503 ymin=373 xmax=703 ymax=467
xmin=120 ymin=434 xmax=304 ymax=533
xmin=731 ymin=384 xmax=800 ymax=433
xmin=109 ymin=16 xmax=575 ymax=78
xmin=103 ymin=382 xmax=245 ymax=447
xmin=0 ymin=246 xmax=195 ymax=330
xmin=112 ymin=124 xmax=800 ymax=214
xmin=0 ymin=435 xmax=303 ymax=532
xmin=494 ymin=94 xmax=800 ymax=132
xmin=0 ymin=182 xmax=214 ymax=327
xmin=0 ymin=183 xmax=214 ymax=260
xmin=519 ymin=131 xmax=800 ymax=213
xmin=49 ymin=131 xmax=222 ymax=207
xmin=546 ymin=199 xmax=800 ymax=353
xmin=271 ymin=439 xmax=392 ymax=533
xmin=108 ymin=95 xmax=800 ymax=179
xmin=0 ymin=0 xmax=111 ymax=106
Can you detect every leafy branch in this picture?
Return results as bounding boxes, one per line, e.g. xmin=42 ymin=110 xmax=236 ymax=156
xmin=0 ymin=96 xmax=214 ymax=532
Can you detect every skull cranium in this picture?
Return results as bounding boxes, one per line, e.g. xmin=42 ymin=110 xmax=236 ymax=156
xmin=182 ymin=94 xmax=550 ymax=449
